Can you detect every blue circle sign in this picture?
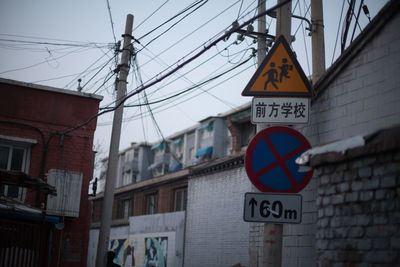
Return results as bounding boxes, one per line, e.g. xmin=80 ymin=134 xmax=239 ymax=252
xmin=245 ymin=126 xmax=313 ymax=193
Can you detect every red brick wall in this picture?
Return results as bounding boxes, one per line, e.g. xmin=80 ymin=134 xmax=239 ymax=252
xmin=0 ymin=81 xmax=101 ymax=267
xmin=91 ymin=179 xmax=188 ymax=225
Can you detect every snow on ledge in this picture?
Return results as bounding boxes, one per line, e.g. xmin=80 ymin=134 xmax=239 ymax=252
xmin=296 ymin=135 xmax=365 ymax=165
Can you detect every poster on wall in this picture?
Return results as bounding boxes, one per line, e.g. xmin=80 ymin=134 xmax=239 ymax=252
xmin=109 ymin=238 xmax=138 ymax=267
xmin=143 ymin=237 xmax=168 ymax=267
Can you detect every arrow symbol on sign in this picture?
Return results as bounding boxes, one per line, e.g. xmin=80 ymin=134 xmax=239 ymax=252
xmin=249 ymin=198 xmax=257 ymax=217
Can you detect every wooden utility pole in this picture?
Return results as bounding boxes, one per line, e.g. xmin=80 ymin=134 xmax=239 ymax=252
xmin=260 ymin=1 xmax=291 ymax=266
xmin=95 ymin=14 xmax=134 ymax=267
xmin=311 ymin=0 xmax=325 ymax=82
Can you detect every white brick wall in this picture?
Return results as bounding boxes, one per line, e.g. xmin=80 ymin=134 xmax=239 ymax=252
xmin=299 ymin=13 xmax=400 ymax=146
xmin=184 ymin=167 xmax=256 ymax=267
xmin=287 ymin=9 xmax=400 ymax=267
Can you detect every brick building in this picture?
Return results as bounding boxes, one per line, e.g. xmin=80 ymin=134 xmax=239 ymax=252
xmin=87 ymin=103 xmax=255 ymax=267
xmin=0 ymin=78 xmax=102 ymax=267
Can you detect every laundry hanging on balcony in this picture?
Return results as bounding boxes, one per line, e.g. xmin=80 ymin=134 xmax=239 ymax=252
xmin=147 ymin=161 xmax=162 ymax=170
xmin=195 ymin=146 xmax=213 ymax=158
xmin=168 ymin=163 xmax=182 ymax=172
xmin=151 ymin=142 xmax=165 ymax=151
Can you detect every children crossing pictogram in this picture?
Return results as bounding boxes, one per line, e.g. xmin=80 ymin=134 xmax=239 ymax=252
xmin=242 ymin=35 xmax=312 ymax=97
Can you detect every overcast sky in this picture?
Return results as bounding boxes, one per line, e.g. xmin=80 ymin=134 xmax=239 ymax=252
xmin=0 ymin=0 xmax=388 ymax=160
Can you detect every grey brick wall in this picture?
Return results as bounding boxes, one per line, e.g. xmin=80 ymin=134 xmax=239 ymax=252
xmin=314 ymin=148 xmax=400 ymax=266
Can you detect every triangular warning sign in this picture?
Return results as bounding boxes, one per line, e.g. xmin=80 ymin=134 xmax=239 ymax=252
xmin=242 ymin=35 xmax=312 ymax=97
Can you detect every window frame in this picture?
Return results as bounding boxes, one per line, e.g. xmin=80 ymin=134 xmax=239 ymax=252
xmin=122 ymin=198 xmax=133 ymax=219
xmin=144 ymin=192 xmax=158 ymax=215
xmin=174 ymin=187 xmax=188 ymax=212
xmin=0 ymin=136 xmax=33 ymax=201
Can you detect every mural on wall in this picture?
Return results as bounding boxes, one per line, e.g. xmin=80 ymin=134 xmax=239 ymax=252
xmin=143 ymin=237 xmax=168 ymax=267
xmin=109 ymin=239 xmax=138 ymax=267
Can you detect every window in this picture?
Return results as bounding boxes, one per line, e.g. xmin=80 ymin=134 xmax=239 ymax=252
xmin=201 ymin=129 xmax=213 ymax=139
xmin=174 ymin=188 xmax=187 ymax=211
xmin=0 ymin=142 xmax=30 ymax=200
xmin=189 ymin=147 xmax=195 ymax=159
xmin=145 ymin=193 xmax=158 ymax=214
xmin=122 ymin=170 xmax=137 ymax=185
xmin=116 ymin=198 xmax=133 ymax=219
xmin=123 ymin=199 xmax=132 ymax=219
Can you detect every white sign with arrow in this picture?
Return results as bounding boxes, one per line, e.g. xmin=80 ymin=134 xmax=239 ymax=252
xmin=243 ymin=192 xmax=302 ymax=224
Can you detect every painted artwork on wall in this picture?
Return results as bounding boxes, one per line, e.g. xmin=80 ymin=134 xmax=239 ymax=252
xmin=109 ymin=238 xmax=138 ymax=267
xmin=143 ymin=237 xmax=168 ymax=267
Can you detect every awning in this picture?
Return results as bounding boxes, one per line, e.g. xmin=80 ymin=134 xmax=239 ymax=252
xmin=0 ymin=197 xmax=60 ymax=223
xmin=0 ymin=209 xmax=60 ymax=223
xmin=151 ymin=142 xmax=165 ymax=151
xmin=196 ymin=121 xmax=213 ymax=131
xmin=147 ymin=162 xmax=162 ymax=170
xmin=168 ymin=163 xmax=182 ymax=172
xmin=172 ymin=137 xmax=183 ymax=145
xmin=195 ymin=146 xmax=213 ymax=158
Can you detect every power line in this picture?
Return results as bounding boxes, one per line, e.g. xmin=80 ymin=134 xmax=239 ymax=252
xmin=105 ymin=53 xmax=254 ymax=110
xmin=237 ymin=0 xmax=245 ymax=19
xmin=98 ymin=56 xmax=255 ymax=126
xmin=332 ymin=0 xmax=346 ymax=64
xmin=125 ymin=40 xmax=242 ymax=108
xmin=106 ymin=0 xmax=117 ymax=43
xmin=61 ymin=0 xmax=290 ymax=136
xmin=137 ymin=0 xmax=206 ymax=41
xmin=300 ymin=0 xmax=311 ymax=76
xmin=350 ymin=0 xmax=364 ymax=43
xmin=137 ymin=0 xmax=208 ymax=52
xmin=137 ymin=0 xmax=241 ymax=70
xmin=0 ymin=38 xmax=108 ymax=48
xmin=92 ymin=71 xmax=117 ymax=94
xmin=0 ymin=33 xmax=108 ymax=45
xmin=134 ymin=0 xmax=170 ymax=31
xmin=0 ymin=46 xmax=89 ymax=75
xmin=63 ymin=48 xmax=115 ymax=89
xmin=133 ymin=41 xmax=245 ymax=109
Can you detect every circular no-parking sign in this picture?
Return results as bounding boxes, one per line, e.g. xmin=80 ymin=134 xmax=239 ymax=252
xmin=245 ymin=126 xmax=313 ymax=193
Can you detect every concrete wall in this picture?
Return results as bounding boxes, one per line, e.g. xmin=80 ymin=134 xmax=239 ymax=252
xmin=87 ymin=211 xmax=185 ymax=267
xmin=184 ymin=167 xmax=253 ymax=267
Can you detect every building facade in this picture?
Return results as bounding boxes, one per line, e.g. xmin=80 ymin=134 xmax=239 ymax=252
xmin=0 ymin=78 xmax=102 ymax=267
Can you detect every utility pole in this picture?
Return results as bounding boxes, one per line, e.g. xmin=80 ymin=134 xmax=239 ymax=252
xmin=311 ymin=0 xmax=325 ymax=83
xmin=95 ymin=14 xmax=134 ymax=267
xmin=259 ymin=1 xmax=291 ymax=266
xmin=249 ymin=0 xmax=268 ymax=267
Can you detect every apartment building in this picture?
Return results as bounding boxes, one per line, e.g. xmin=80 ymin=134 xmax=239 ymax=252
xmin=87 ymin=102 xmax=254 ymax=267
